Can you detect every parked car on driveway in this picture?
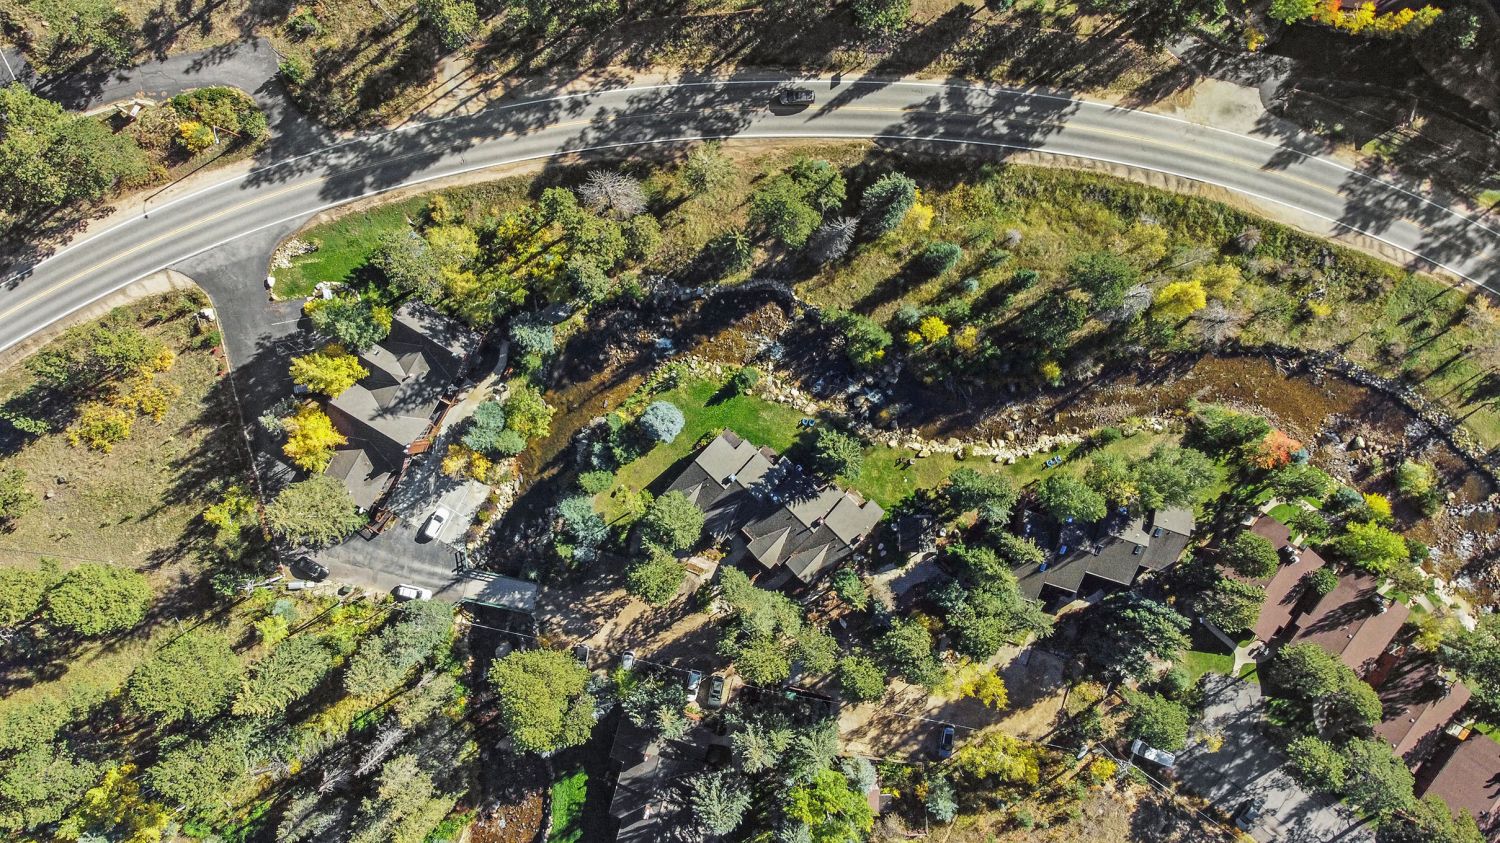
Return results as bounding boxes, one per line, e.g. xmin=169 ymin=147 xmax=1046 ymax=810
xmin=422 ymin=506 xmax=452 ymax=540
xmin=707 ymin=674 xmax=728 ymax=708
xmin=573 ymin=644 xmax=591 ymax=665
xmin=1232 ymin=797 xmax=1265 ymax=831
xmin=293 ymin=555 xmax=328 ymax=581
xmin=620 ymin=651 xmax=636 ymax=671
xmin=686 ymin=669 xmax=704 ymax=696
xmin=393 ymin=584 xmax=432 ymax=601
xmin=937 ymin=725 xmax=956 ymax=758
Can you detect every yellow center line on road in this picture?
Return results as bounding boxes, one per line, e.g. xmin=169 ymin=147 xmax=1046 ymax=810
xmin=0 ymin=106 xmax=1465 ymax=324
xmin=0 ymin=178 xmax=309 ymax=323
xmin=837 ymin=105 xmax=1349 ymax=202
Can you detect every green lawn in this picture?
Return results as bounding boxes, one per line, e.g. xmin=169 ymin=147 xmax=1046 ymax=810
xmin=1180 ymin=622 xmax=1237 ymax=682
xmin=1268 ymin=501 xmax=1302 ymax=525
xmin=548 ymin=769 xmax=590 ymax=843
xmin=596 ymin=373 xmax=1179 ymax=521
xmin=273 ymin=201 xmax=421 ymax=299
xmin=1180 ymin=648 xmax=1235 ymax=682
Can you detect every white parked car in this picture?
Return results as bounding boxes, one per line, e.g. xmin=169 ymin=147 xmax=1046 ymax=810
xmin=422 ymin=506 xmax=452 ymax=541
xmin=393 ymin=584 xmax=433 ymax=601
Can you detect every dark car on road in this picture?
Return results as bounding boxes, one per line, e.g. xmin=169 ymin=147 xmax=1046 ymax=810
xmin=293 ymin=555 xmax=328 ymax=581
xmin=777 ymin=87 xmax=815 ymax=106
xmin=937 ymin=725 xmax=956 ymax=758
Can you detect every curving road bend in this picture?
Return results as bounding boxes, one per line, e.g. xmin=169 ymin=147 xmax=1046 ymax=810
xmin=4 ymin=77 xmax=1500 ymax=358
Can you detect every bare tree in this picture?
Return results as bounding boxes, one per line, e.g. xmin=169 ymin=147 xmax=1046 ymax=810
xmin=353 ymin=722 xmax=408 ymax=778
xmin=1200 ymin=301 xmax=1243 ymax=347
xmin=580 ymin=170 xmax=647 ymax=219
xmin=1108 ymin=284 xmax=1153 ymax=323
xmin=806 ymin=216 xmax=857 ymax=265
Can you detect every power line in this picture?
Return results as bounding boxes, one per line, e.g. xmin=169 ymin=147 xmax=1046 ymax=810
xmin=454 ymin=614 xmax=1243 ymax=838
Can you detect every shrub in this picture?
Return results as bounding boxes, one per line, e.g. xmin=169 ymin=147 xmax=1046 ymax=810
xmin=703 ymin=230 xmax=753 ymax=279
xmin=1302 ymin=566 xmax=1339 ymax=597
xmin=830 ymin=310 xmax=891 ymax=368
xmin=578 ymin=470 xmax=615 ymax=495
xmin=831 ymin=568 xmax=869 ymax=611
xmin=462 ymin=400 xmax=509 ymax=454
xmin=807 ymin=217 xmax=857 ymax=264
xmin=1069 ymin=252 xmax=1137 ymax=311
xmin=838 ymin=654 xmax=885 ymax=702
xmin=65 ymin=403 xmax=133 ymax=452
xmin=853 ymin=0 xmax=911 ymax=34
xmin=917 ymin=241 xmax=962 ymax=277
xmin=730 ymin=365 xmax=760 ymax=394
xmin=1036 ymin=474 xmax=1107 ymax=523
xmin=640 ymin=491 xmax=704 ymax=552
xmin=44 ymin=564 xmax=152 ymax=637
xmin=622 ymin=214 xmax=662 ymax=261
xmin=417 ymin=0 xmax=479 ymax=49
xmin=859 ymin=173 xmax=917 ymax=236
xmin=638 ymin=401 xmax=686 ymax=444
xmin=1122 ymin=690 xmax=1189 ymax=752
xmin=278 ymin=57 xmax=309 ymax=85
xmin=811 ymin=428 xmax=864 ymax=480
xmin=509 ymin=318 xmax=555 ymax=358
xmin=559 ymin=496 xmax=608 ymax=548
xmin=1286 ymin=735 xmax=1346 ymax=792
xmin=1221 ymin=531 xmax=1279 ymax=579
xmin=627 ymin=546 xmax=686 ymax=605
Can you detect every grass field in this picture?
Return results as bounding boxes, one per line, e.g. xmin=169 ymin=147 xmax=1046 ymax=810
xmin=1180 ymin=623 xmax=1236 ymax=682
xmin=596 ymin=373 xmax=1179 ymax=521
xmin=0 ymin=303 xmax=244 ymax=571
xmin=1268 ymin=501 xmax=1303 ymax=525
xmin=274 ymin=200 xmax=425 ymax=299
xmin=547 ymin=768 xmax=589 ymax=843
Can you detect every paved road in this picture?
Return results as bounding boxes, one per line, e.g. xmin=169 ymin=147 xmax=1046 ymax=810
xmin=5 ymin=75 xmax=1500 ymax=359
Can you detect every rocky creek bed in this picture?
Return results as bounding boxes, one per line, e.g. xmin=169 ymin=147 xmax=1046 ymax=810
xmin=495 ymin=285 xmax=1500 ymax=601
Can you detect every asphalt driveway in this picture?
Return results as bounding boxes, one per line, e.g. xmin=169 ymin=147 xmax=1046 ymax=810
xmin=1177 ymin=674 xmax=1374 ymax=843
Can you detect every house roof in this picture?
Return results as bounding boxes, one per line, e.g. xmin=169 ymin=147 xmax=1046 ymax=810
xmin=1154 ymin=506 xmax=1195 ymax=538
xmin=1014 ymin=507 xmax=1196 ymax=600
xmin=459 ymin=572 xmax=539 ymax=614
xmin=667 ymin=431 xmax=882 ymax=585
xmin=324 ymin=447 xmax=395 ymax=511
xmin=666 ymin=430 xmax=778 ymax=539
xmin=1251 ymin=516 xmax=1328 ymax=642
xmin=608 ymin=719 xmax=713 ymax=842
xmin=1416 ymin=735 xmax=1500 ymax=837
xmin=1290 ymin=573 xmax=1409 ymax=676
xmin=1372 ymin=651 xmax=1471 ymax=759
xmin=321 ymin=301 xmax=477 ymax=507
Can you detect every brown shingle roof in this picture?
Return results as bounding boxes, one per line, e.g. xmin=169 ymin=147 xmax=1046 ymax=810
xmin=1416 ymin=735 xmax=1500 ymax=838
xmin=1371 ymin=651 xmax=1472 ymax=759
xmin=1290 ymin=573 xmax=1408 ymax=676
xmin=1250 ymin=516 xmax=1328 ymax=643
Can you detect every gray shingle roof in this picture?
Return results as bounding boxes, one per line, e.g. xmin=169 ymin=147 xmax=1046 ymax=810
xmin=324 ymin=447 xmax=394 ymax=511
xmin=1014 ymin=507 xmax=1195 ymax=601
xmin=668 ymin=431 xmax=883 ymax=584
xmin=321 ymin=301 xmax=477 ymax=508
